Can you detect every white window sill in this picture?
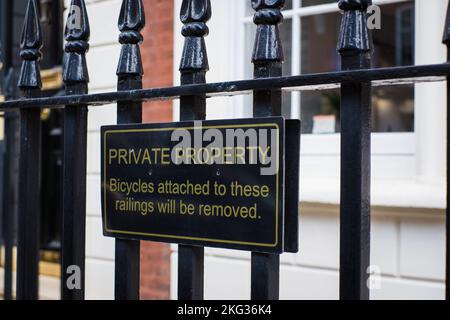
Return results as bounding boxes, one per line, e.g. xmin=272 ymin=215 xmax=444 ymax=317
xmin=300 ymin=178 xmax=446 ymax=209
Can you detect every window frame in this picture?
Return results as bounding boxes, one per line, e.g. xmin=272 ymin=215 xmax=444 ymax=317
xmin=237 ymin=0 xmax=417 ymax=179
xmin=240 ymin=0 xmax=415 ymax=143
xmin=237 ymin=0 xmax=444 ymax=202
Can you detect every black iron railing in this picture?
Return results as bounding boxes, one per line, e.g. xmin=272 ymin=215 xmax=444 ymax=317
xmin=0 ymin=0 xmax=449 ymax=300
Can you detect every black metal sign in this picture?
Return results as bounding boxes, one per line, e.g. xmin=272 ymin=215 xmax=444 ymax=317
xmin=101 ymin=117 xmax=298 ymax=253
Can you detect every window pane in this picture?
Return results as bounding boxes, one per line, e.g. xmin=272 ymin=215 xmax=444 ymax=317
xmin=245 ymin=0 xmax=293 ymax=17
xmin=244 ymin=23 xmax=257 ymax=79
xmin=281 ymin=19 xmax=293 ymax=77
xmin=301 ymin=12 xmax=341 ymax=74
xmin=299 ymin=2 xmax=415 ymax=133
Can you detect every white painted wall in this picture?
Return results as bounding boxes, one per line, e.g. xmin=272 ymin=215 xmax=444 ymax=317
xmin=415 ymin=0 xmax=447 ymax=184
xmin=170 ymin=206 xmax=445 ymax=300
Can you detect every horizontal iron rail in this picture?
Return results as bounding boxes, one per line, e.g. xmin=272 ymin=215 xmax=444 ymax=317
xmin=0 ymin=63 xmax=449 ymax=111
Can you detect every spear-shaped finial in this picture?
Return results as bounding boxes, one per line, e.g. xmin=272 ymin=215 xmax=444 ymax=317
xmin=18 ymin=0 xmax=42 ymax=90
xmin=179 ymin=0 xmax=211 ymax=72
xmin=443 ymin=1 xmax=450 ymax=46
xmin=251 ymin=0 xmax=285 ymax=63
xmin=117 ymin=0 xmax=145 ymax=77
xmin=63 ymin=0 xmax=90 ymax=87
xmin=337 ymin=0 xmax=373 ymax=56
xmin=339 ymin=0 xmax=372 ymax=11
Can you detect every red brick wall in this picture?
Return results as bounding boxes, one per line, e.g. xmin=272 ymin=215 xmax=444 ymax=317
xmin=139 ymin=0 xmax=174 ymax=300
xmin=141 ymin=0 xmax=174 ymax=123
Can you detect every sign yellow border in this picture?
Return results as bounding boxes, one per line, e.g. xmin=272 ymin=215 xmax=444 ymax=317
xmin=102 ymin=123 xmax=280 ymax=248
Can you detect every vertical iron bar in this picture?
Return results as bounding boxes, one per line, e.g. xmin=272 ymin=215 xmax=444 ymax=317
xmin=2 ymin=112 xmax=13 ymax=300
xmin=251 ymin=253 xmax=280 ymax=299
xmin=178 ymin=245 xmax=204 ymax=300
xmin=250 ymin=0 xmax=285 ymax=300
xmin=1 ymin=0 xmax=14 ymax=300
xmin=443 ymin=0 xmax=450 ymax=300
xmin=61 ymin=0 xmax=90 ymax=300
xmin=337 ymin=0 xmax=373 ymax=300
xmin=16 ymin=0 xmax=43 ymax=300
xmin=2 ymin=113 xmax=13 ymax=300
xmin=177 ymin=0 xmax=211 ymax=300
xmin=114 ymin=0 xmax=145 ymax=300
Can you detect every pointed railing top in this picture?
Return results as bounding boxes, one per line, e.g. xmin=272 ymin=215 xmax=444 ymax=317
xmin=337 ymin=0 xmax=372 ymax=54
xmin=179 ymin=0 xmax=211 ymax=73
xmin=20 ymin=0 xmax=42 ymax=52
xmin=117 ymin=0 xmax=145 ymax=77
xmin=251 ymin=0 xmax=285 ymax=63
xmin=65 ymin=0 xmax=90 ymax=43
xmin=252 ymin=0 xmax=285 ymax=26
xmin=64 ymin=0 xmax=90 ymax=85
xmin=118 ymin=0 xmax=145 ymax=34
xmin=18 ymin=0 xmax=42 ymax=89
xmin=180 ymin=0 xmax=211 ymax=26
xmin=443 ymin=1 xmax=450 ymax=45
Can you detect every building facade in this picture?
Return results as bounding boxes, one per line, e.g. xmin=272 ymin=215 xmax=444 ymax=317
xmin=0 ymin=0 xmax=448 ymax=299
